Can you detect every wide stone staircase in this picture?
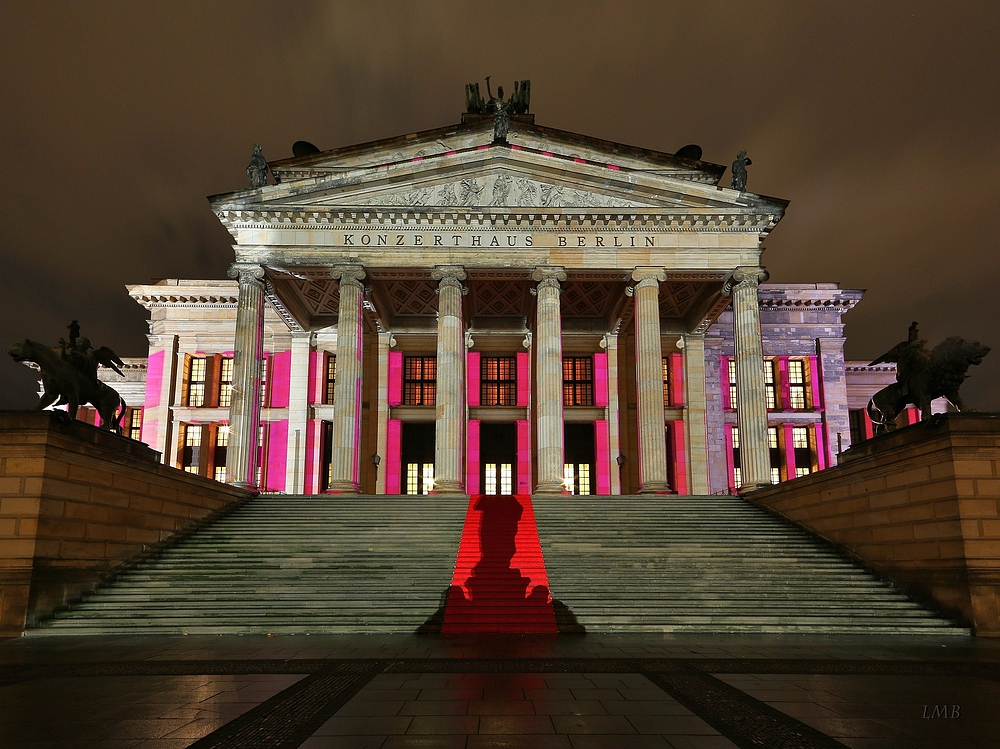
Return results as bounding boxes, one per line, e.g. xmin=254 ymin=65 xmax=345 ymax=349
xmin=534 ymin=496 xmax=968 ymax=635
xmin=33 ymin=493 xmax=968 ymax=635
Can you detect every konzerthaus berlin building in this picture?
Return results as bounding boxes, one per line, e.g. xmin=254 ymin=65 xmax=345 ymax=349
xmin=102 ymin=111 xmax=902 ymax=497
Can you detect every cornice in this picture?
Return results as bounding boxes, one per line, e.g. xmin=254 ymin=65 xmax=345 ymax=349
xmin=758 ymin=296 xmax=861 ymax=311
xmin=129 ymin=292 xmax=239 ymax=308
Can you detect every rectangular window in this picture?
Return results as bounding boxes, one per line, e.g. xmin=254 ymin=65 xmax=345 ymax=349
xmin=325 ymin=355 xmax=337 ymax=404
xmin=849 ymin=409 xmax=867 ymax=444
xmin=403 ymin=357 xmax=437 ymax=405
xmin=733 ymin=467 xmax=742 ymax=489
xmin=792 ymin=426 xmax=809 ymax=448
xmin=213 ymin=423 xmax=229 ymax=482
xmin=259 ymin=357 xmax=269 ymax=408
xmin=405 ymin=463 xmax=435 ymax=495
xmin=214 ymin=465 xmax=227 ymax=482
xmin=728 ymin=359 xmax=738 ymax=409
xmin=792 ymin=425 xmax=812 ymax=478
xmin=788 ymin=359 xmax=808 ymax=410
xmin=484 ymin=463 xmax=514 ymax=495
xmin=181 ymin=424 xmax=201 ymax=474
xmin=763 ymin=359 xmax=776 ymax=410
xmin=562 ymin=357 xmax=593 ymax=406
xmin=662 ymin=357 xmax=671 ymax=406
xmin=187 ymin=357 xmax=207 ymax=407
xmin=562 ymin=463 xmax=592 ymax=495
xmin=127 ymin=408 xmax=143 ymax=441
xmin=218 ymin=358 xmax=234 ymax=408
xmin=482 ymin=356 xmax=516 ymax=406
xmin=731 ymin=425 xmax=741 ymax=489
xmin=768 ymin=426 xmax=781 ymax=484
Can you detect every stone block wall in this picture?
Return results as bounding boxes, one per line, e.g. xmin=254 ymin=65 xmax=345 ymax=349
xmin=0 ymin=411 xmax=250 ymax=635
xmin=748 ymin=413 xmax=1000 ymax=635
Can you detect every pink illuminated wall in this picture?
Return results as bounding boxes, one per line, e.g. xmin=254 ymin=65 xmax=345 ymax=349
xmin=467 ymin=352 xmax=480 ymax=407
xmin=783 ymin=423 xmax=797 ymax=480
xmin=725 ymin=424 xmax=736 ymax=491
xmin=778 ymin=357 xmax=791 ymax=410
xmin=595 ymin=419 xmax=611 ymax=494
xmin=814 ymin=424 xmax=827 ymax=470
xmin=385 ymin=419 xmax=402 ymax=494
xmin=388 ymin=351 xmax=403 ymax=406
xmin=265 ymin=420 xmax=288 ymax=492
xmin=466 ymin=419 xmax=480 ymax=495
xmin=669 ymin=354 xmax=684 ymax=408
xmin=516 ymin=352 xmax=530 ymax=407
xmin=670 ymin=422 xmax=687 ymax=494
xmin=269 ymin=350 xmax=291 ymax=408
xmin=516 ymin=420 xmax=532 ymax=494
xmin=593 ymin=353 xmax=608 ymax=408
xmin=808 ymin=356 xmax=824 ymax=410
xmin=145 ymin=350 xmax=163 ymax=410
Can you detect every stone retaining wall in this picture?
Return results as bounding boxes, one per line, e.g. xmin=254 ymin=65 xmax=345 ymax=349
xmin=0 ymin=411 xmax=250 ymax=635
xmin=748 ymin=413 xmax=1000 ymax=635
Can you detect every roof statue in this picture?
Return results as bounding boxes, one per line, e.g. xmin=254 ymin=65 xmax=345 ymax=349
xmin=731 ymin=150 xmax=752 ymax=191
xmin=247 ymin=143 xmax=269 ymax=188
xmin=7 ymin=322 xmax=128 ymax=434
xmin=866 ymin=322 xmax=991 ymax=434
xmin=464 ymin=77 xmax=531 ymax=143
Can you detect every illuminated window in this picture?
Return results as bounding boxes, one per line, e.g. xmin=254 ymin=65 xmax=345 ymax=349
xmin=404 ymin=357 xmax=437 ymax=405
xmin=731 ymin=425 xmax=742 ymax=489
xmin=795 ymin=467 xmax=811 ymax=478
xmin=500 ymin=464 xmax=513 ymax=495
xmin=768 ymin=426 xmax=781 ymax=484
xmin=484 ymin=463 xmax=513 ymax=495
xmin=127 ymin=408 xmax=143 ymax=441
xmin=792 ymin=426 xmax=809 ymax=448
xmin=218 ymin=358 xmax=234 ymax=407
xmin=763 ymin=359 xmax=776 ymax=409
xmin=788 ymin=359 xmax=808 ymax=410
xmin=405 ymin=463 xmax=434 ymax=495
xmin=731 ymin=425 xmax=740 ymax=449
xmin=728 ymin=358 xmax=738 ymax=409
xmin=325 ymin=355 xmax=336 ymax=404
xmin=563 ymin=464 xmax=575 ymax=493
xmin=767 ymin=427 xmax=779 ymax=449
xmin=662 ymin=357 xmax=671 ymax=406
xmin=259 ymin=357 xmax=269 ymax=407
xmin=771 ymin=467 xmax=781 ymax=484
xmin=562 ymin=464 xmax=591 ymax=495
xmin=482 ymin=356 xmax=516 ymax=406
xmin=733 ymin=467 xmax=742 ymax=489
xmin=422 ymin=463 xmax=435 ymax=494
xmin=484 ymin=464 xmax=497 ymax=495
xmin=214 ymin=466 xmax=227 ymax=482
xmin=187 ymin=358 xmax=207 ymax=407
xmin=562 ymin=357 xmax=593 ymax=406
xmin=181 ymin=424 xmax=201 ymax=474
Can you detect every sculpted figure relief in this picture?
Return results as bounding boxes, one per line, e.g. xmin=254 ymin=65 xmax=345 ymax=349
xmin=866 ymin=322 xmax=990 ymax=434
xmin=7 ymin=323 xmax=128 ymax=434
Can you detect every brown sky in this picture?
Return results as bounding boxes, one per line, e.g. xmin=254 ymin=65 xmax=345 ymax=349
xmin=2 ymin=1 xmax=998 ymax=409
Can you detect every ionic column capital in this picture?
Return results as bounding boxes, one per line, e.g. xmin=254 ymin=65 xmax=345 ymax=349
xmin=432 ymin=265 xmax=467 ymax=295
xmin=723 ymin=266 xmax=769 ymax=296
xmin=227 ymin=263 xmax=266 ymax=288
xmin=531 ymin=266 xmax=567 ymax=292
xmin=330 ymin=264 xmax=366 ymax=289
xmin=631 ymin=267 xmax=666 ymax=288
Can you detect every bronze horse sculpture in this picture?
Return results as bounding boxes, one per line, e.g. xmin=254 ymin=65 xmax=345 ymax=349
xmin=867 ymin=323 xmax=990 ymax=434
xmin=8 ymin=338 xmax=127 ymax=434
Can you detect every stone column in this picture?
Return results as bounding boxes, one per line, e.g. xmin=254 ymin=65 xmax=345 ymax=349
xmin=431 ymin=266 xmax=467 ymax=493
xmin=725 ymin=266 xmax=771 ymax=489
xmin=532 ymin=266 xmax=568 ymax=494
xmin=328 ymin=265 xmax=366 ymax=493
xmin=632 ymin=268 xmax=670 ymax=493
xmin=682 ymin=333 xmax=710 ymax=495
xmin=225 ymin=263 xmax=266 ymax=487
xmin=284 ymin=330 xmax=312 ymax=494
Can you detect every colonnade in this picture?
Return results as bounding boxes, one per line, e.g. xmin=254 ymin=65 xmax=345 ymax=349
xmin=224 ymin=262 xmax=772 ymax=494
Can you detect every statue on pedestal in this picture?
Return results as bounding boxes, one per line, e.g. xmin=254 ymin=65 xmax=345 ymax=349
xmin=247 ymin=143 xmax=269 ymax=188
xmin=731 ymin=150 xmax=752 ymax=191
xmin=7 ymin=323 xmax=128 ymax=434
xmin=867 ymin=322 xmax=990 ymax=433
xmin=465 ymin=77 xmax=531 ymax=143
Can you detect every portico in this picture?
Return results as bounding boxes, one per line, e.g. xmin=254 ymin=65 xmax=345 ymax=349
xmin=210 ymin=116 xmax=787 ymax=494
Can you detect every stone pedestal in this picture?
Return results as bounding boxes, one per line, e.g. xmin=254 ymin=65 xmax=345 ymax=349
xmin=727 ymin=266 xmax=771 ymax=489
xmin=327 ymin=265 xmax=366 ymax=493
xmin=632 ymin=268 xmax=670 ymax=494
xmin=432 ymin=266 xmax=467 ymax=493
xmin=225 ymin=263 xmax=265 ymax=488
xmin=532 ymin=267 xmax=568 ymax=494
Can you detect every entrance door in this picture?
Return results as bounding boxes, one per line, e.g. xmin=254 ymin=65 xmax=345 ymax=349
xmin=564 ymin=423 xmax=595 ymax=495
xmin=401 ymin=422 xmax=435 ymax=495
xmin=480 ymin=422 xmax=516 ymax=495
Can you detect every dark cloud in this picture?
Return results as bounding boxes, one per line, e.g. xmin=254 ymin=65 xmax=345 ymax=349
xmin=2 ymin=0 xmax=997 ymax=408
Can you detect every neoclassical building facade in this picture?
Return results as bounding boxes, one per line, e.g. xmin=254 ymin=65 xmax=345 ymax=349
xmin=100 ymin=115 xmax=903 ymax=496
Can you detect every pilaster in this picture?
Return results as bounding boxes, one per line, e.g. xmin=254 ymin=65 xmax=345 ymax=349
xmin=284 ymin=330 xmax=312 ymax=494
xmin=602 ymin=333 xmax=622 ymax=495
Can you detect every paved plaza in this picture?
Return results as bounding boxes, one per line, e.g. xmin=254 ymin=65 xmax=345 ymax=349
xmin=1 ymin=633 xmax=999 ymax=748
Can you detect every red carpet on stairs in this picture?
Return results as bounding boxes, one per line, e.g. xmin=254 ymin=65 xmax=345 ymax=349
xmin=442 ymin=494 xmax=558 ymax=633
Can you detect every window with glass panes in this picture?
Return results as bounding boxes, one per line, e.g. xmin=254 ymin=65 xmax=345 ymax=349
xmin=213 ymin=426 xmax=229 ymax=482
xmin=768 ymin=427 xmax=781 ymax=484
xmin=324 ymin=355 xmax=336 ymax=404
xmin=788 ymin=359 xmax=808 ymax=409
xmin=482 ymin=356 xmax=516 ymax=406
xmin=181 ymin=424 xmax=201 ymax=473
xmin=792 ymin=426 xmax=812 ymax=477
xmin=763 ymin=359 xmax=776 ymax=409
xmin=218 ymin=358 xmax=234 ymax=407
xmin=403 ymin=357 xmax=436 ymax=405
xmin=731 ymin=425 xmax=742 ymax=488
xmin=562 ymin=357 xmax=593 ymax=406
xmin=259 ymin=357 xmax=269 ymax=407
xmin=662 ymin=357 xmax=671 ymax=406
xmin=727 ymin=359 xmax=738 ymax=409
xmin=406 ymin=463 xmax=435 ymax=495
xmin=127 ymin=408 xmax=143 ymax=441
xmin=187 ymin=357 xmax=207 ymax=407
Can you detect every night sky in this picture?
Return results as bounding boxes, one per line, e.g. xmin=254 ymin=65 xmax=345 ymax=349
xmin=2 ymin=1 xmax=998 ymax=409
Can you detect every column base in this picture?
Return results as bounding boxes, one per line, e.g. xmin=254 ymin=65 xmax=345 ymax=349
xmin=639 ymin=481 xmax=672 ymax=494
xmin=431 ymin=479 xmax=465 ymax=494
xmin=325 ymin=480 xmax=361 ymax=494
xmin=534 ymin=480 xmax=569 ymax=495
